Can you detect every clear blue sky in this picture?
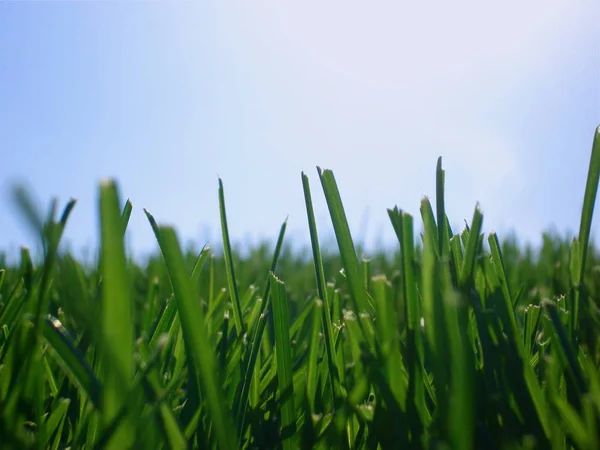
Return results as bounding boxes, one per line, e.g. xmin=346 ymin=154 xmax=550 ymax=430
xmin=1 ymin=1 xmax=599 ymax=261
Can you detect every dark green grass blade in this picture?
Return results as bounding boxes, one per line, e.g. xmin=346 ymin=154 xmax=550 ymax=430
xmin=143 ymin=208 xmax=160 ymax=241
xmin=270 ymin=274 xmax=296 ymax=448
xmin=488 ymin=234 xmax=520 ymax=341
xmin=577 ymin=126 xmax=600 ymax=283
xmin=460 ymin=205 xmax=483 ymax=286
xmin=43 ymin=315 xmax=101 ymax=409
xmin=157 ymin=226 xmax=237 ymax=450
xmin=218 ymin=178 xmax=245 ymax=336
xmin=542 ymin=300 xmax=587 ymax=396
xmin=306 ymin=298 xmax=323 ymax=412
xmin=489 ymin=233 xmax=551 ymax=439
xmin=234 ymin=218 xmax=287 ymax=438
xmin=99 ymin=180 xmax=135 ymax=449
xmin=436 ymin=157 xmax=451 ymax=257
xmin=121 ymin=199 xmax=133 ymax=235
xmin=148 ymin=295 xmax=177 ymax=350
xmin=317 ymin=167 xmax=373 ymax=315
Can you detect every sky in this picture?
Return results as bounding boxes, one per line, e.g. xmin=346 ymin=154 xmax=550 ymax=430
xmin=1 ymin=1 xmax=599 ymax=262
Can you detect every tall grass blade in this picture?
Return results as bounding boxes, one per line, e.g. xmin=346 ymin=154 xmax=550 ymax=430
xmin=270 ymin=274 xmax=296 ymax=448
xmin=218 ymin=178 xmax=245 ymax=336
xmin=156 ymin=226 xmax=237 ymax=450
xmin=317 ymin=167 xmax=373 ymax=315
xmin=302 ymin=172 xmax=342 ymax=403
xmin=98 ymin=179 xmax=135 ymax=449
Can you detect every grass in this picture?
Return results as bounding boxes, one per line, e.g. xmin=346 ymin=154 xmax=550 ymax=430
xmin=0 ymin=125 xmax=600 ymax=449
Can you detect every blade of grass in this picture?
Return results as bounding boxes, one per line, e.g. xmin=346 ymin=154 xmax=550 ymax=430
xmin=577 ymin=126 xmax=600 ymax=284
xmin=317 ymin=167 xmax=374 ymax=315
xmin=234 ymin=218 xmax=287 ymax=439
xmin=42 ymin=315 xmax=101 ymax=409
xmin=218 ymin=178 xmax=245 ymax=336
xmin=302 ymin=172 xmax=343 ymax=403
xmin=157 ymin=226 xmax=237 ymax=450
xmin=98 ymin=179 xmax=135 ymax=449
xmin=270 ymin=273 xmax=296 ymax=448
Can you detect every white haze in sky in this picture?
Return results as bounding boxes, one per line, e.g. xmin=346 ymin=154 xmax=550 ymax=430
xmin=0 ymin=1 xmax=599 ymax=260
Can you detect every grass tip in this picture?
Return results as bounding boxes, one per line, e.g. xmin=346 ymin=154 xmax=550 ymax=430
xmin=99 ymin=178 xmax=117 ymax=188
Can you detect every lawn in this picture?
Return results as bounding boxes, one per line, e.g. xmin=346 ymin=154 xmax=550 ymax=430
xmin=1 ymin=126 xmax=600 ymax=449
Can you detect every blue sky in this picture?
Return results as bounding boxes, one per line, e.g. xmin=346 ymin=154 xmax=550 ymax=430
xmin=1 ymin=1 xmax=599 ymax=261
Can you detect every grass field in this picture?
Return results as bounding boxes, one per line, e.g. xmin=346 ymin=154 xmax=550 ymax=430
xmin=1 ymin=125 xmax=600 ymax=449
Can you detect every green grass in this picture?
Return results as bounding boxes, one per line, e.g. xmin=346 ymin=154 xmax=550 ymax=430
xmin=1 ymin=125 xmax=600 ymax=449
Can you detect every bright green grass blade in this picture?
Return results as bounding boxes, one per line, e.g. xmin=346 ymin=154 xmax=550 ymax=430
xmin=42 ymin=315 xmax=101 ymax=409
xmin=156 ymin=226 xmax=236 ymax=450
xmin=148 ymin=295 xmax=177 ymax=350
xmin=551 ymin=394 xmax=593 ymax=450
xmin=442 ymin=288 xmax=474 ymax=450
xmin=99 ymin=180 xmax=135 ymax=449
xmin=577 ymin=125 xmax=600 ymax=283
xmin=421 ymin=199 xmax=449 ymax=410
xmin=45 ymin=397 xmax=70 ymax=450
xmin=400 ymin=212 xmax=420 ymax=331
xmin=240 ymin=284 xmax=259 ymax=315
xmin=371 ymin=275 xmax=407 ymax=408
xmin=317 ymin=167 xmax=374 ymax=315
xmin=270 ymin=274 xmax=296 ymax=448
xmin=449 ymin=235 xmax=464 ymax=284
xmin=302 ymin=172 xmax=342 ymax=403
xmin=420 ymin=197 xmax=439 ymax=258
xmin=218 ymin=178 xmax=245 ymax=336
xmin=459 ymin=205 xmax=483 ymax=286
xmin=191 ymin=244 xmax=211 ymax=289
xmin=362 ymin=256 xmax=372 ymax=292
